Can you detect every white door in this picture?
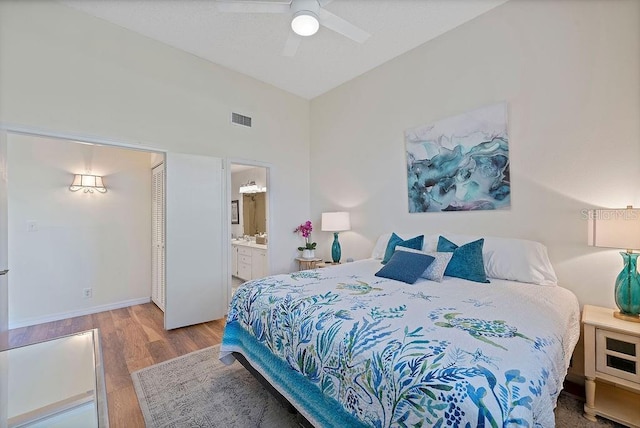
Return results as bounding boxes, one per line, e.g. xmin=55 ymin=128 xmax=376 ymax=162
xmin=164 ymin=153 xmax=226 ymax=329
xmin=0 ymin=131 xmax=8 ymax=427
xmin=0 ymin=131 xmax=7 ymax=345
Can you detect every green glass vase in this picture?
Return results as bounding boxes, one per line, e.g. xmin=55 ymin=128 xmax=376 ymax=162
xmin=614 ymin=252 xmax=640 ymax=316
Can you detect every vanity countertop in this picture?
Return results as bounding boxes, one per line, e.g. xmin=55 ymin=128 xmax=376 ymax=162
xmin=231 ymin=240 xmax=268 ymax=250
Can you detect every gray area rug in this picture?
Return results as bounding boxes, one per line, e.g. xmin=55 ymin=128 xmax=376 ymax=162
xmin=132 ymin=345 xmax=618 ymax=427
xmin=132 ymin=346 xmax=299 ymax=427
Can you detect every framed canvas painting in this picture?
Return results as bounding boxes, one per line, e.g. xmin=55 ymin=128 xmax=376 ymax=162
xmin=405 ymin=102 xmax=510 ymax=212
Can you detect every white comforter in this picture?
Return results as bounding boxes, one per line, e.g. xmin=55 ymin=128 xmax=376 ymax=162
xmin=221 ymin=259 xmax=580 ymax=427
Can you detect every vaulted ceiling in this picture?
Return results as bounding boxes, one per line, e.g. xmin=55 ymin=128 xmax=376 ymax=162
xmin=63 ymin=0 xmax=509 ymax=99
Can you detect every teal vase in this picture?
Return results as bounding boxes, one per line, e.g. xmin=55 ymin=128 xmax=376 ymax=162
xmin=331 ymin=232 xmax=341 ymax=263
xmin=614 ymin=252 xmax=640 ymax=316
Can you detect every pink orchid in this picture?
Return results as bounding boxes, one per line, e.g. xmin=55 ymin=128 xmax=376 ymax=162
xmin=294 ymin=220 xmax=316 ymax=251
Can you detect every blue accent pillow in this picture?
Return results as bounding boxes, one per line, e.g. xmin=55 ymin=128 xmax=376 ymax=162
xmin=437 ymin=236 xmax=490 ymax=283
xmin=375 ymin=250 xmax=435 ymax=284
xmin=382 ymin=233 xmax=424 ymax=264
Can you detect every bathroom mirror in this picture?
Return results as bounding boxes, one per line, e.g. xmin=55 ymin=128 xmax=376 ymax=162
xmin=230 ymin=164 xmax=268 ymax=239
xmin=242 ymin=192 xmax=266 ymax=235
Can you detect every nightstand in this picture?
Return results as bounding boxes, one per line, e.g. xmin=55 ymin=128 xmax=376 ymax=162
xmin=295 ymin=257 xmax=322 ymax=271
xmin=316 ymin=261 xmax=341 ymax=269
xmin=582 ymin=304 xmax=640 ymax=427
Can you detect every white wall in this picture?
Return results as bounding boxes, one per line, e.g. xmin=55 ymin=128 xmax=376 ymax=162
xmin=310 ymin=0 xmax=640 ymax=309
xmin=230 ymin=167 xmax=268 ymax=239
xmin=0 ymin=0 xmax=310 ymax=277
xmin=8 ymin=134 xmax=152 ymax=327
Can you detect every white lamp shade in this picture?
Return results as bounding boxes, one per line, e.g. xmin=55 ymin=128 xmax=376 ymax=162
xmin=321 ymin=212 xmax=351 ymax=232
xmin=82 ymin=175 xmax=97 ymax=187
xmin=588 ymin=208 xmax=640 ymax=250
xmin=70 ymin=174 xmax=107 ymax=193
xmin=71 ymin=174 xmax=83 ymax=187
xmin=291 ymin=11 xmax=319 ymax=36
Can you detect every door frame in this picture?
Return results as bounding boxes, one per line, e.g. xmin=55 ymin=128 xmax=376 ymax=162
xmin=0 ymin=122 xmax=169 ymax=325
xmin=226 ymin=158 xmax=272 ymax=305
xmin=0 ymin=123 xmax=166 ymax=154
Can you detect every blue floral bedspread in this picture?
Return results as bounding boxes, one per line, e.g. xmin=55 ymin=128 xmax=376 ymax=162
xmin=220 ymin=260 xmax=580 ymax=428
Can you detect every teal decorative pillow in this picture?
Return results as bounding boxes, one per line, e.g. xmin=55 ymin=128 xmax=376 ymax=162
xmin=437 ymin=236 xmax=490 ymax=283
xmin=382 ymin=233 xmax=424 ymax=264
xmin=375 ymin=250 xmax=434 ymax=284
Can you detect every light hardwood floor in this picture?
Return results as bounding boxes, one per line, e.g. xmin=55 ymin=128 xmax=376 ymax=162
xmin=7 ymin=303 xmax=226 ymax=427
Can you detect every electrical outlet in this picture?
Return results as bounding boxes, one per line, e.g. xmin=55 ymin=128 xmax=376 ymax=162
xmin=83 ymin=288 xmax=92 ymax=298
xmin=27 ymin=221 xmax=38 ymax=232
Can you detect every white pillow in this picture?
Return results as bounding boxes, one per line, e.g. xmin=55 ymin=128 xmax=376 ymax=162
xmin=442 ymin=234 xmax=558 ymax=286
xmin=370 ymin=232 xmax=439 ymax=259
xmin=371 ymin=233 xmax=394 ymax=259
xmin=396 ymin=247 xmax=453 ymax=282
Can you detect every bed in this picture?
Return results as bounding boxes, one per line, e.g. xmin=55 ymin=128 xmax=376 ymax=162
xmin=220 ymin=233 xmax=581 ymax=427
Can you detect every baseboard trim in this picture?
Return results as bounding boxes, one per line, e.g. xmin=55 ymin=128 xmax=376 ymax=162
xmin=8 ymin=297 xmax=152 ymax=329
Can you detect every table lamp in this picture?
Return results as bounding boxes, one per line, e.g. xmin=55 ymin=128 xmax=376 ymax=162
xmin=588 ymin=206 xmax=640 ymax=322
xmin=321 ymin=212 xmax=351 ymax=263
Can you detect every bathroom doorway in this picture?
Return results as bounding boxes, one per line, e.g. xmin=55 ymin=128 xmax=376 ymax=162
xmin=229 ymin=162 xmax=270 ymax=297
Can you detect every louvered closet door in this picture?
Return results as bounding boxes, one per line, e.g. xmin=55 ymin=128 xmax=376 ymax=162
xmin=151 ymin=163 xmax=166 ymax=311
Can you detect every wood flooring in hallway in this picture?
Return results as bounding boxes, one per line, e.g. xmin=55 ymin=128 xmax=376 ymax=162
xmin=7 ymin=303 xmax=226 ymax=427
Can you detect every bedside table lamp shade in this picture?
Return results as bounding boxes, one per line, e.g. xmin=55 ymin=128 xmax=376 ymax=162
xmin=588 ymin=207 xmax=640 ymax=321
xmin=321 ymin=212 xmax=351 ymax=263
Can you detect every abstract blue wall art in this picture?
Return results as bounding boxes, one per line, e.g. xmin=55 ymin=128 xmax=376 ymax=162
xmin=405 ymin=102 xmax=510 ymax=213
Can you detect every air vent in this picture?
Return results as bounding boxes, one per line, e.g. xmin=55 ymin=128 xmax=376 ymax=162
xmin=231 ymin=112 xmax=252 ymax=127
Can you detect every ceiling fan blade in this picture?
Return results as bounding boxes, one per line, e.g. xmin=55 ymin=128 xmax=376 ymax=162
xmin=216 ymin=1 xmax=291 ymax=14
xmin=282 ymin=31 xmax=301 ymax=57
xmin=318 ymin=9 xmax=370 ymax=43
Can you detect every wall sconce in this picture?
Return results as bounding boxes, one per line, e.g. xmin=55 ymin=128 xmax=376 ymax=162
xmin=69 ymin=174 xmax=107 ymax=193
xmin=239 ymin=180 xmax=266 ymax=194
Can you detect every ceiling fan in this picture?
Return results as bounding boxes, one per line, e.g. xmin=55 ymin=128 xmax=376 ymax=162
xmin=216 ymin=0 xmax=371 ymax=56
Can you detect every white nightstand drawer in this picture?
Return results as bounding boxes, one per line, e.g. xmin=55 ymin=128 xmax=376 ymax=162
xmin=596 ymin=328 xmax=640 ymax=384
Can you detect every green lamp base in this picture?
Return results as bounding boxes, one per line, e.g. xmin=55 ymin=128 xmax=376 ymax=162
xmin=331 ymin=232 xmax=341 ymax=263
xmin=614 ymin=252 xmax=640 ymax=321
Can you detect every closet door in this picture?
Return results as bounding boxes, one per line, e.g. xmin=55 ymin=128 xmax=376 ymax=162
xmin=151 ymin=163 xmax=165 ymax=311
xmin=164 ymin=153 xmax=226 ymax=330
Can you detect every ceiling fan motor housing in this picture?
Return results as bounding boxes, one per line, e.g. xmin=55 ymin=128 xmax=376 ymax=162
xmin=290 ymin=0 xmax=320 ymax=15
xmin=290 ymin=0 xmax=321 ymax=36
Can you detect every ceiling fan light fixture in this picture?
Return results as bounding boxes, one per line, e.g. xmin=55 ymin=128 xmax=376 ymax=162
xmin=291 ymin=10 xmax=319 ymax=37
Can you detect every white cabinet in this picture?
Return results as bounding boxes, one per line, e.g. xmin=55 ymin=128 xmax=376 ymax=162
xmin=251 ymin=247 xmax=267 ymax=279
xmin=232 ymin=243 xmax=267 ymax=281
xmin=151 ymin=163 xmax=165 ymax=311
xmin=237 ymin=246 xmax=252 ymax=281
